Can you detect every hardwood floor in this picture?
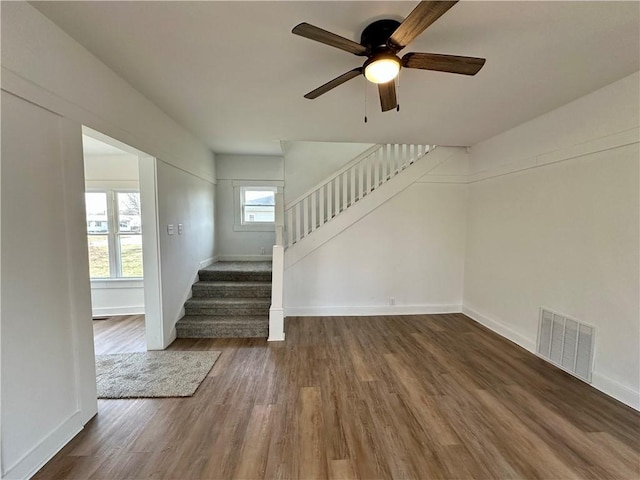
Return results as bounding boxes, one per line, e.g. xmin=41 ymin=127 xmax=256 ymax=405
xmin=35 ymin=314 xmax=639 ymax=479
xmin=92 ymin=314 xmax=146 ymax=355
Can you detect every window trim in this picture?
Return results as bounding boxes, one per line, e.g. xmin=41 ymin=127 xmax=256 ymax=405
xmin=232 ymin=180 xmax=283 ymax=232
xmin=240 ymin=186 xmax=276 ymax=225
xmin=86 ymin=188 xmax=143 ymax=279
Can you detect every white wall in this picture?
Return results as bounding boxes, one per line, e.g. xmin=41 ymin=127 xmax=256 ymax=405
xmin=215 ymin=155 xmax=283 ymax=260
xmin=463 ymin=72 xmax=640 ymax=409
xmin=157 ymin=161 xmax=216 ymax=341
xmin=1 ymin=3 xmax=215 ymax=183
xmin=89 ymin=280 xmax=145 ymax=316
xmin=1 ymin=91 xmax=96 ymax=480
xmin=285 ymin=172 xmax=468 ymax=316
xmin=84 ymin=153 xmax=139 ymax=186
xmin=282 ymin=141 xmax=374 ymax=204
xmin=468 ymin=73 xmax=640 ymax=177
xmin=84 ymin=152 xmax=145 ymax=316
xmin=1 ymin=3 xmax=216 ymax=478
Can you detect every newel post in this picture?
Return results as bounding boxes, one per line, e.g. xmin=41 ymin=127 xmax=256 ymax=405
xmin=269 ymin=190 xmax=285 ymax=341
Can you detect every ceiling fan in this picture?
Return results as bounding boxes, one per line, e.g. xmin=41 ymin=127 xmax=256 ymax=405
xmin=292 ymin=0 xmax=485 ymax=112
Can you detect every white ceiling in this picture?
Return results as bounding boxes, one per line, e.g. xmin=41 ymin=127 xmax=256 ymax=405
xmin=33 ymin=1 xmax=639 ymax=155
xmin=82 ymin=134 xmax=129 ymax=155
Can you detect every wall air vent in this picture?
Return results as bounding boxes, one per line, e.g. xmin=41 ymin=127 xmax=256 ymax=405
xmin=537 ymin=308 xmax=595 ymax=383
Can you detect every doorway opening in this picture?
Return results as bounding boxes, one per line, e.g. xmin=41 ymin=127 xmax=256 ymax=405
xmin=81 ymin=127 xmax=164 ymax=355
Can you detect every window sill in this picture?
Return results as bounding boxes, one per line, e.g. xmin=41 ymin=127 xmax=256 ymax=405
xmin=90 ymin=278 xmax=144 ymax=289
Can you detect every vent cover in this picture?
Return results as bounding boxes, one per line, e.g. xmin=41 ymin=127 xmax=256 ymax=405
xmin=537 ymin=308 xmax=595 ymax=383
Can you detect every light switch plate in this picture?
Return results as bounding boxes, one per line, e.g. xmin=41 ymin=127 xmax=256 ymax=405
xmin=167 ymin=224 xmax=174 ymax=235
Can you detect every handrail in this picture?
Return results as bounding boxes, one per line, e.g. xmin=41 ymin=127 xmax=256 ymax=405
xmin=283 ymin=144 xmax=432 ymax=249
xmin=284 ymin=144 xmax=382 ymax=211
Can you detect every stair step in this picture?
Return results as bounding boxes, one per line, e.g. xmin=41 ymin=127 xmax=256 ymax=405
xmin=198 ymin=269 xmax=271 ymax=282
xmin=185 ymin=297 xmax=270 ymax=316
xmin=176 ymin=315 xmax=268 ymax=338
xmin=183 ymin=262 xmax=272 ymax=338
xmin=192 ymin=281 xmax=271 ymax=298
xmin=198 ymin=261 xmax=272 ymax=282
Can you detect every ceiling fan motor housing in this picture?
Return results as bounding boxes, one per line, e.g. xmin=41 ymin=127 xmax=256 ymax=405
xmin=360 ymin=19 xmax=402 ymax=53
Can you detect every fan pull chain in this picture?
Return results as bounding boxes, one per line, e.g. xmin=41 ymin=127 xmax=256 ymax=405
xmin=396 ymin=71 xmax=401 ymax=112
xmin=364 ymin=77 xmax=368 ymax=123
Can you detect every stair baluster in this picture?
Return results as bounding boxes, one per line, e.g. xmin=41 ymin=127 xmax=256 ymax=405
xmin=283 ymin=144 xmax=432 ymax=248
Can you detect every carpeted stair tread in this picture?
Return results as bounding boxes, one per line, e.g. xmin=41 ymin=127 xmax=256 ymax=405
xmin=177 ymin=314 xmax=268 ymax=324
xmin=186 ymin=297 xmax=271 ymax=306
xmin=185 ymin=297 xmax=270 ymax=316
xmin=176 ymin=315 xmax=268 ymax=338
xmin=198 ymin=261 xmax=272 ymax=282
xmin=200 ymin=261 xmax=272 ymax=273
xmin=194 ymin=281 xmax=272 ymax=286
xmin=198 ymin=270 xmax=272 ymax=282
xmin=192 ymin=281 xmax=272 ymax=298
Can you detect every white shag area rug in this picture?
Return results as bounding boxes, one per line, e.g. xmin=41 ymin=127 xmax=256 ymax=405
xmin=95 ymin=351 xmax=221 ymax=399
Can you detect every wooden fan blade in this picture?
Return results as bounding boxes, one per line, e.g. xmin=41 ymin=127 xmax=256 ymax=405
xmin=304 ymin=68 xmax=363 ymax=99
xmin=293 ymin=23 xmax=367 ymax=56
xmin=378 ymin=81 xmax=397 ymax=112
xmin=402 ymin=52 xmax=485 ymax=75
xmin=388 ymin=1 xmax=458 ymax=50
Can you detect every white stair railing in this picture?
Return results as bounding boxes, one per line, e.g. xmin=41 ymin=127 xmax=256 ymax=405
xmin=283 ymin=144 xmax=433 ymax=248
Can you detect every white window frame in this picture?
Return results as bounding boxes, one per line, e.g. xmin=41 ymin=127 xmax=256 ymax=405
xmin=86 ymin=188 xmax=143 ymax=279
xmin=232 ymin=180 xmax=284 ymax=232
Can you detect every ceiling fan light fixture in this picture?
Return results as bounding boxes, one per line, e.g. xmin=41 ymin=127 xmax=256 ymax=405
xmin=364 ymin=55 xmax=401 ymax=84
xmin=293 ymin=2 xmax=486 ymax=112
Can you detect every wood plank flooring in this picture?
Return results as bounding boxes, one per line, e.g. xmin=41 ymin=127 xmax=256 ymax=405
xmin=34 ymin=314 xmax=640 ymax=479
xmin=92 ymin=314 xmax=146 ymax=355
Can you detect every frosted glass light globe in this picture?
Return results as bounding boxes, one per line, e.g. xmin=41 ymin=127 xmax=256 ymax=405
xmin=364 ymin=57 xmax=401 ymax=84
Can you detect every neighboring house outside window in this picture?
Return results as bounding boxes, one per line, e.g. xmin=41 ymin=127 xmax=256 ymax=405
xmin=85 ymin=190 xmax=143 ymax=278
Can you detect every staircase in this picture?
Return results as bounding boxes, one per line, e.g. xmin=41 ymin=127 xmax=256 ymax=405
xmin=176 ymin=144 xmax=438 ymax=341
xmin=175 ymin=262 xmax=271 ymax=338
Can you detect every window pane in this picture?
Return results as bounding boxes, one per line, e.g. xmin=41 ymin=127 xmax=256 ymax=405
xmin=87 ymin=235 xmax=110 ymax=277
xmin=243 ymin=189 xmax=275 ymax=206
xmin=117 ymin=192 xmax=142 ymax=233
xmin=85 ymin=192 xmax=109 ymax=233
xmin=243 ymin=205 xmax=275 ymax=223
xmin=119 ymin=235 xmax=144 ymax=277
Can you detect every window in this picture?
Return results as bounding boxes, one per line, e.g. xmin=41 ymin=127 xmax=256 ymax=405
xmin=241 ymin=187 xmax=276 ymax=224
xmin=232 ymin=181 xmax=283 ymax=232
xmin=85 ymin=190 xmax=143 ymax=278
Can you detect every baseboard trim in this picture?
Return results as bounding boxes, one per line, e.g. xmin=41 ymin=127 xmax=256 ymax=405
xmin=199 ymin=256 xmax=218 ymax=269
xmin=92 ymin=305 xmax=145 ymax=316
xmin=461 ymin=305 xmax=536 ymax=352
xmin=592 ymin=372 xmax=640 ymax=411
xmin=217 ymin=255 xmax=273 ymax=262
xmin=285 ymin=304 xmax=461 ymax=317
xmin=462 ymin=304 xmax=640 ymax=412
xmin=3 ymin=411 xmax=82 ymax=480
